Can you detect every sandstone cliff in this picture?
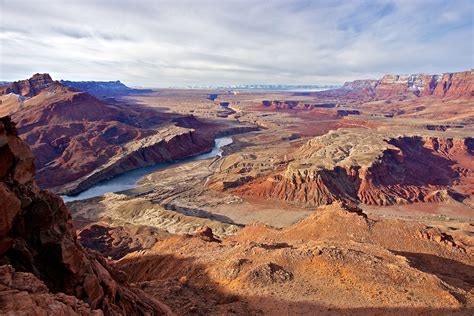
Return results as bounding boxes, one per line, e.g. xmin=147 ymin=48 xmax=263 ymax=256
xmin=371 ymin=70 xmax=472 ymax=99
xmin=0 ymin=116 xmax=169 ymax=314
xmin=432 ymin=71 xmax=474 ymax=98
xmin=317 ymin=70 xmax=473 ymax=100
xmin=62 ymin=123 xmax=214 ymax=195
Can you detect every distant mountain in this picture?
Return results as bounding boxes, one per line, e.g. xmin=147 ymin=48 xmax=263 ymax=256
xmin=0 ymin=73 xmax=57 ymax=97
xmin=0 ymin=115 xmax=166 ymax=314
xmin=186 ymin=84 xmax=339 ymax=91
xmin=60 ymin=79 xmax=152 ymax=98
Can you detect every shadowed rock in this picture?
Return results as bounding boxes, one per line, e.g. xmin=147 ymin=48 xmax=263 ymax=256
xmin=0 ymin=116 xmax=170 ymax=314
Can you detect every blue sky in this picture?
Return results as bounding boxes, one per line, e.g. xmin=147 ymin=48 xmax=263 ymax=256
xmin=0 ymin=0 xmax=472 ymax=86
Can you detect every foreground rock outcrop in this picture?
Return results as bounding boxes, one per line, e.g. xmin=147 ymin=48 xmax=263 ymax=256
xmin=0 ymin=116 xmax=169 ymax=314
xmin=0 ymin=265 xmax=102 ymax=315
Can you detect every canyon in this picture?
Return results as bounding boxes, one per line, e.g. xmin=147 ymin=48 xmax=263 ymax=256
xmin=2 ymin=0 xmax=474 ymax=313
xmin=0 ymin=69 xmax=473 ymax=314
xmin=0 ymin=74 xmax=251 ymax=196
xmin=229 ymin=129 xmax=473 ymax=207
xmin=320 ymin=70 xmax=473 ymax=100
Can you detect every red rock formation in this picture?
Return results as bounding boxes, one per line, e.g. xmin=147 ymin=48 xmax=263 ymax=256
xmin=65 ymin=126 xmax=213 ymax=195
xmin=193 ymin=226 xmax=221 ymax=243
xmin=342 ymin=79 xmax=379 ymax=92
xmin=313 ymin=79 xmax=379 ymax=101
xmin=374 ymin=71 xmax=473 ymax=99
xmin=375 ymin=74 xmax=428 ymax=98
xmin=0 ymin=74 xmax=215 ymax=193
xmin=338 ymin=79 xmax=379 ymax=100
xmin=117 ymin=204 xmax=472 ymax=313
xmin=0 ymin=73 xmax=56 ymax=97
xmin=0 ymin=116 xmax=169 ymax=314
xmin=315 ymin=70 xmax=473 ymax=101
xmin=231 ymin=129 xmax=473 ymax=207
xmin=432 ymin=70 xmax=474 ymax=98
xmin=78 ymin=223 xmax=171 ymax=260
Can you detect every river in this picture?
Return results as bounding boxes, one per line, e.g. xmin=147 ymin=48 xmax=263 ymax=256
xmin=61 ymin=136 xmax=233 ymax=202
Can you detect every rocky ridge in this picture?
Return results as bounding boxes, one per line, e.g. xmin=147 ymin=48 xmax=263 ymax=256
xmin=60 ymin=80 xmax=152 ymax=98
xmin=116 ymin=203 xmax=473 ymax=314
xmin=0 ymin=74 xmax=217 ymax=193
xmin=0 ymin=265 xmax=101 ymax=315
xmin=61 ymin=123 xmax=214 ymax=195
xmin=227 ymin=128 xmax=473 ymax=207
xmin=279 ymin=70 xmax=472 ymax=102
xmin=336 ymin=70 xmax=473 ymax=100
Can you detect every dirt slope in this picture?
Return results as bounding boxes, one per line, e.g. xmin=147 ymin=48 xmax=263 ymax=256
xmin=118 ymin=202 xmax=473 ymax=314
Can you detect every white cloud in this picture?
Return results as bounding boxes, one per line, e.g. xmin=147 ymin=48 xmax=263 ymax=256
xmin=0 ymin=0 xmax=472 ymax=86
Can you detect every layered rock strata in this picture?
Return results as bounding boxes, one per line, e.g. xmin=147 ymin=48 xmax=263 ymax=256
xmin=318 ymin=70 xmax=473 ymax=100
xmin=231 ymin=128 xmax=473 ymax=207
xmin=0 ymin=74 xmax=215 ymax=193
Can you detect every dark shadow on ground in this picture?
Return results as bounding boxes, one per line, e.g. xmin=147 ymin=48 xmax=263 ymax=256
xmin=117 ymin=252 xmax=473 ymax=315
xmin=394 ymin=251 xmax=474 ymax=293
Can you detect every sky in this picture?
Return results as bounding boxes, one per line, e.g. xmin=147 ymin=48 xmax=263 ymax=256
xmin=0 ymin=0 xmax=473 ymax=87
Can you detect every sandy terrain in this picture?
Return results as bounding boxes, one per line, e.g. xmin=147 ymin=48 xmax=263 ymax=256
xmin=3 ymin=70 xmax=473 ymax=315
xmin=69 ymin=85 xmax=473 ymax=263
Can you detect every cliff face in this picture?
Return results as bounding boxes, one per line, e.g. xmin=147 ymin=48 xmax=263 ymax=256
xmin=230 ymin=129 xmax=473 ymax=207
xmin=374 ymin=74 xmax=435 ymax=98
xmin=64 ymin=126 xmax=214 ymax=195
xmin=432 ymin=71 xmax=474 ymax=98
xmin=0 ymin=116 xmax=168 ymax=314
xmin=319 ymin=70 xmax=473 ymax=100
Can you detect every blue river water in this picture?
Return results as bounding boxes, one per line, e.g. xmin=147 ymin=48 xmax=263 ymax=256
xmin=61 ymin=136 xmax=233 ymax=202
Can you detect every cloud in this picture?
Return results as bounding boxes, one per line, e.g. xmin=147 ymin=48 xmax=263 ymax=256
xmin=0 ymin=0 xmax=472 ymax=86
